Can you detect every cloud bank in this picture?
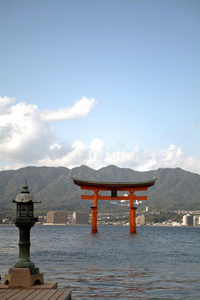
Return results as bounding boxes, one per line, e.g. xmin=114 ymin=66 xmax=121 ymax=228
xmin=0 ymin=96 xmax=96 ymax=165
xmin=40 ymin=97 xmax=97 ymax=121
xmin=0 ymin=96 xmax=200 ymax=174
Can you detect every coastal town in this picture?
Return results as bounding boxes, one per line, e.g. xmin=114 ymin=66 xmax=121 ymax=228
xmin=2 ymin=208 xmax=199 ymax=227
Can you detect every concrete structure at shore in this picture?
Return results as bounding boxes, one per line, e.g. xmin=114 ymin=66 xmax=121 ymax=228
xmin=136 ymin=214 xmax=145 ymax=225
xmin=182 ymin=214 xmax=198 ymax=226
xmin=182 ymin=215 xmax=193 ymax=226
xmin=73 ymin=212 xmax=89 ymax=224
xmin=46 ymin=211 xmax=68 ymax=224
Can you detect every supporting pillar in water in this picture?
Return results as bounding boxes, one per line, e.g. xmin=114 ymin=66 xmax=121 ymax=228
xmin=90 ymin=206 xmax=98 ymax=233
xmin=91 ymin=190 xmax=99 ymax=233
xmin=129 ymin=192 xmax=137 ymax=234
xmin=129 ymin=206 xmax=137 ymax=234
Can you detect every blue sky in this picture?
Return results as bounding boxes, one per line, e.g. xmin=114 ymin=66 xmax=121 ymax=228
xmin=0 ymin=0 xmax=200 ymax=174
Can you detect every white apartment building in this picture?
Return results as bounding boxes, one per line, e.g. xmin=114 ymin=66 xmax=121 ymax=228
xmin=182 ymin=214 xmax=193 ymax=226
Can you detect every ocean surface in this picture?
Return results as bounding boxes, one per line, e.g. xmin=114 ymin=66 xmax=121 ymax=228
xmin=0 ymin=224 xmax=200 ymax=299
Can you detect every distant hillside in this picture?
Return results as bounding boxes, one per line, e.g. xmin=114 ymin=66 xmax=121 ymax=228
xmin=0 ymin=165 xmax=200 ymax=218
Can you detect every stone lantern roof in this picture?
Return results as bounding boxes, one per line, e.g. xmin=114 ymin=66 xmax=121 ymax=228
xmin=13 ymin=180 xmax=39 ymax=203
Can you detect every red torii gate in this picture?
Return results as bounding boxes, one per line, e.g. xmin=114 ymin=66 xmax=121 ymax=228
xmin=72 ymin=178 xmax=156 ymax=234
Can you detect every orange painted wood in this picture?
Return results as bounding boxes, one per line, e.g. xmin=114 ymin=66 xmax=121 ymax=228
xmin=129 ymin=207 xmax=137 ymax=234
xmin=94 ymin=191 xmax=98 ymax=207
xmin=132 ymin=207 xmax=137 ymax=234
xmin=81 ymin=194 xmax=147 ymax=201
xmin=98 ymin=196 xmax=130 ymax=200
xmin=91 ymin=207 xmax=98 ymax=233
xmin=81 ymin=195 xmax=130 ymax=200
xmin=78 ymin=185 xmax=148 ymax=192
xmin=129 ymin=192 xmax=133 ymax=233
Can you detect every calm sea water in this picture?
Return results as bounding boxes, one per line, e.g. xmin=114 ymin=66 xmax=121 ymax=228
xmin=0 ymin=224 xmax=200 ymax=299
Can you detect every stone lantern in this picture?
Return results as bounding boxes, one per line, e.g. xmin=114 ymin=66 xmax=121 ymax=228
xmin=15 ymin=181 xmax=36 ymax=219
xmin=3 ymin=181 xmax=44 ymax=287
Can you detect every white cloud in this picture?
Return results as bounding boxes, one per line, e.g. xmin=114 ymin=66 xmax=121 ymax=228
xmin=0 ymin=101 xmax=55 ymax=162
xmin=3 ymin=134 xmax=200 ymax=175
xmin=33 ymin=138 xmax=104 ymax=170
xmin=40 ymin=97 xmax=97 ymax=121
xmin=104 ymin=144 xmax=200 ymax=174
xmin=0 ymin=96 xmax=98 ymax=166
xmin=50 ymin=143 xmax=62 ymax=151
xmin=0 ymin=95 xmax=16 ymax=114
xmin=0 ymin=96 xmax=200 ymax=175
xmin=87 ymin=139 xmax=104 ymax=169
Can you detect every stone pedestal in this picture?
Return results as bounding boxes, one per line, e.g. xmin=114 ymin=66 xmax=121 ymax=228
xmin=4 ymin=268 xmax=44 ymax=287
xmin=2 ymin=268 xmax=57 ymax=289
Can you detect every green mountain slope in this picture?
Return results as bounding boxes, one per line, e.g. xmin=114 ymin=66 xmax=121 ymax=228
xmin=0 ymin=165 xmax=200 ymax=218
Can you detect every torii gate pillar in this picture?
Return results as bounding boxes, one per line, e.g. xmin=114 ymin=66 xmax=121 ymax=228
xmin=129 ymin=191 xmax=137 ymax=233
xmin=129 ymin=206 xmax=137 ymax=234
xmin=90 ymin=190 xmax=98 ymax=233
xmin=91 ymin=206 xmax=98 ymax=233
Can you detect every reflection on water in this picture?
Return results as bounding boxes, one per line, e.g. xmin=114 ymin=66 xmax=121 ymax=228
xmin=0 ymin=225 xmax=200 ymax=299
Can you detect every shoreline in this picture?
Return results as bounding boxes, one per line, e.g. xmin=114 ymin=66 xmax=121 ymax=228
xmin=1 ymin=223 xmax=199 ymax=228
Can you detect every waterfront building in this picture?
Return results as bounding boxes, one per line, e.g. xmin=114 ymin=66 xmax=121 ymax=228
xmin=193 ymin=216 xmax=199 ymax=226
xmin=73 ymin=212 xmax=89 ymax=224
xmin=46 ymin=211 xmax=68 ymax=224
xmin=182 ymin=214 xmax=193 ymax=226
xmin=136 ymin=214 xmax=145 ymax=225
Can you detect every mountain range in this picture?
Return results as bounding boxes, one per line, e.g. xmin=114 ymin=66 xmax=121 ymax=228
xmin=0 ymin=165 xmax=200 ymax=217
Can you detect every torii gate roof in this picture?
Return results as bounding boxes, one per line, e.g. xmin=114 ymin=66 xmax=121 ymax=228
xmin=72 ymin=177 xmax=156 ymax=189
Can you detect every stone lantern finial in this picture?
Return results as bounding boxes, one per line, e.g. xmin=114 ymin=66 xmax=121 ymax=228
xmin=21 ymin=180 xmax=29 ymax=193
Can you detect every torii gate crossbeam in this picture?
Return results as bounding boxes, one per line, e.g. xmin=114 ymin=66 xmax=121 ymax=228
xmin=72 ymin=178 xmax=156 ymax=234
